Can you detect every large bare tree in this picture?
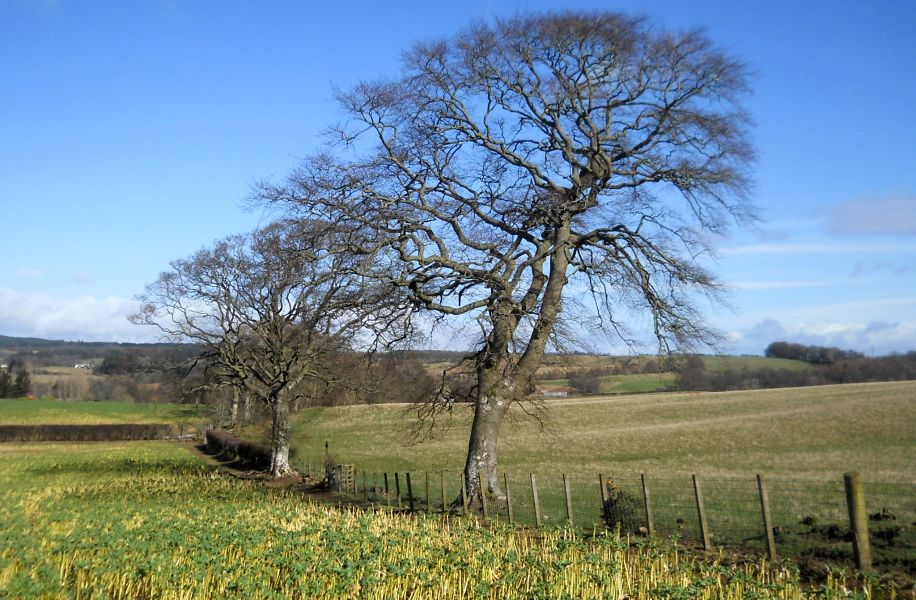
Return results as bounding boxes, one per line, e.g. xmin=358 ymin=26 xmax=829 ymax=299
xmin=259 ymin=13 xmax=754 ymax=497
xmin=134 ymin=220 xmax=405 ymax=477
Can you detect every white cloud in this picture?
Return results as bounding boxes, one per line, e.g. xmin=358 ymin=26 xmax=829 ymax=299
xmin=727 ymin=318 xmax=916 ymax=356
xmin=820 ymin=194 xmax=916 ymax=236
xmin=0 ymin=288 xmax=155 ymax=342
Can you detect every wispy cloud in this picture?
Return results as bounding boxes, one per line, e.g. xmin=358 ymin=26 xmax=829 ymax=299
xmin=820 ymin=194 xmax=916 ymax=236
xmin=0 ymin=288 xmax=152 ymax=342
xmin=15 ymin=268 xmax=45 ymax=279
xmin=729 ymin=279 xmax=856 ymax=290
xmin=721 ymin=242 xmax=916 ymax=255
xmin=71 ymin=271 xmax=95 ymax=284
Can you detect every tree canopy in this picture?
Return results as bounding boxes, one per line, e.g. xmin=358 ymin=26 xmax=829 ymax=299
xmin=258 ymin=12 xmax=756 ymax=497
xmin=134 ymin=220 xmax=406 ymax=476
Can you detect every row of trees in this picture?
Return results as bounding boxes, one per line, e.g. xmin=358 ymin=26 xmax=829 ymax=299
xmin=764 ymin=341 xmax=865 ymax=364
xmin=675 ymin=352 xmax=916 ymax=392
xmin=139 ymin=12 xmax=756 ymax=497
xmin=135 ymin=220 xmax=411 ymax=476
xmin=0 ymin=361 xmax=31 ymax=399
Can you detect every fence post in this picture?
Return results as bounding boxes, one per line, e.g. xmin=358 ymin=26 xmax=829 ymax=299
xmin=406 ymin=472 xmax=415 ymax=512
xmin=425 ymin=472 xmax=431 ymax=513
xmin=504 ymin=473 xmax=514 ymax=525
xmin=756 ymin=474 xmax=777 ymax=560
xmin=692 ymin=474 xmax=712 ymax=550
xmin=394 ymin=472 xmax=402 ymax=509
xmin=530 ymin=474 xmax=542 ymax=528
xmin=641 ymin=474 xmax=655 ymax=536
xmin=599 ymin=473 xmax=608 ymax=505
xmin=843 ymin=472 xmax=873 ymax=570
xmin=563 ymin=474 xmax=574 ymax=527
xmin=384 ymin=472 xmax=390 ymax=507
xmin=478 ymin=470 xmax=489 ymax=519
xmin=440 ymin=471 xmax=447 ymax=513
xmin=362 ymin=471 xmax=368 ymax=500
xmin=460 ymin=472 xmax=468 ymax=515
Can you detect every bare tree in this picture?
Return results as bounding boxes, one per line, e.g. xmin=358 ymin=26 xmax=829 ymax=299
xmin=258 ymin=13 xmax=754 ymax=497
xmin=133 ymin=220 xmax=405 ymax=477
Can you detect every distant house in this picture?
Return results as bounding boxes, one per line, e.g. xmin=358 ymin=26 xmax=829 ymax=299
xmin=540 ymin=390 xmax=568 ymax=398
xmin=74 ymin=364 xmax=94 ymax=370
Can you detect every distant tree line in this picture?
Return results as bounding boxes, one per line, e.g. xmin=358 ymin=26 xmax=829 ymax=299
xmin=676 ymin=350 xmax=916 ymax=392
xmin=764 ymin=341 xmax=864 ymax=364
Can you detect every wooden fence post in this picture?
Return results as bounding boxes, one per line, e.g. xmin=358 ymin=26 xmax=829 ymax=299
xmin=756 ymin=474 xmax=777 ymax=560
xmin=692 ymin=474 xmax=712 ymax=550
xmin=362 ymin=471 xmax=368 ymax=500
xmin=425 ymin=472 xmax=431 ymax=512
xmin=504 ymin=473 xmax=514 ymax=524
xmin=599 ymin=473 xmax=608 ymax=505
xmin=384 ymin=472 xmax=390 ymax=507
xmin=478 ymin=470 xmax=489 ymax=519
xmin=460 ymin=472 xmax=468 ymax=515
xmin=844 ymin=472 xmax=873 ymax=570
xmin=406 ymin=472 xmax=415 ymax=512
xmin=394 ymin=472 xmax=402 ymax=509
xmin=530 ymin=474 xmax=542 ymax=528
xmin=563 ymin=474 xmax=574 ymax=527
xmin=440 ymin=471 xmax=447 ymax=513
xmin=641 ymin=474 xmax=655 ymax=536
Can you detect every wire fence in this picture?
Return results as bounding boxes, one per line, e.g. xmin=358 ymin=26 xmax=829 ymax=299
xmin=296 ymin=458 xmax=915 ymax=571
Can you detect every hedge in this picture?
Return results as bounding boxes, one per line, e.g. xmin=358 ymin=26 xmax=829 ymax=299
xmin=203 ymin=429 xmax=271 ymax=470
xmin=0 ymin=424 xmax=178 ymax=443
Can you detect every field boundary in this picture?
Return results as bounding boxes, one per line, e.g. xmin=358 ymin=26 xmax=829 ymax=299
xmin=294 ymin=458 xmax=915 ymax=576
xmin=0 ymin=423 xmax=187 ymax=442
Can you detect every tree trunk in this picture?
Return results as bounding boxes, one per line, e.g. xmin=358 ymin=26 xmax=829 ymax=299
xmin=242 ymin=393 xmax=251 ymax=425
xmin=230 ymin=387 xmax=239 ymax=427
xmin=268 ymin=397 xmax=295 ymax=477
xmin=460 ymin=228 xmax=570 ymax=507
xmin=463 ymin=366 xmax=515 ymax=504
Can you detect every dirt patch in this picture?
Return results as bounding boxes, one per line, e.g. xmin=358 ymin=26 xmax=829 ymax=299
xmin=187 ymin=443 xmax=374 ymax=508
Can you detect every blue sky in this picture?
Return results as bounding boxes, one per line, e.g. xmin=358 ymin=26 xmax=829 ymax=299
xmin=1 ymin=0 xmax=914 ymax=355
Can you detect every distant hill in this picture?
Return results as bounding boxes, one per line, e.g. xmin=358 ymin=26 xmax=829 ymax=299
xmin=0 ymin=334 xmax=200 ymax=368
xmin=0 ymin=334 xmax=76 ymax=348
xmin=0 ymin=334 xmax=193 ymax=350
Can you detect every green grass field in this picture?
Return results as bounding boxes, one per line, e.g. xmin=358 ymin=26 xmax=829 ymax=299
xmin=700 ymin=355 xmax=813 ymax=372
xmin=286 ymin=381 xmax=914 ymax=483
xmin=279 ymin=381 xmax=916 ymax=560
xmin=0 ymin=398 xmax=204 ymax=425
xmin=534 ymin=355 xmax=811 ymax=394
xmin=0 ymin=442 xmax=880 ymax=598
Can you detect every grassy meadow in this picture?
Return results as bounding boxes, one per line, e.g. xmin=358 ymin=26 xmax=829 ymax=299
xmin=0 ymin=442 xmax=880 ymax=598
xmin=0 ymin=398 xmax=204 ymax=426
xmin=533 ymin=355 xmax=812 ymax=394
xmin=537 ymin=372 xmax=676 ymax=394
xmin=285 ymin=381 xmax=914 ymax=483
